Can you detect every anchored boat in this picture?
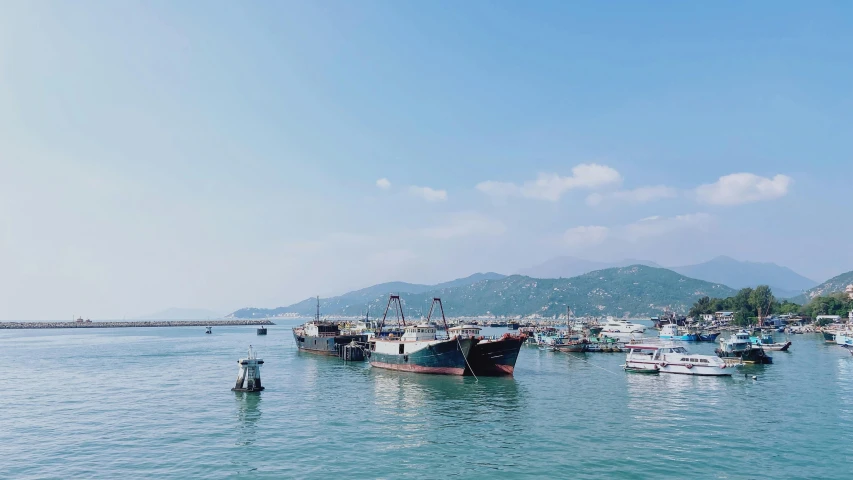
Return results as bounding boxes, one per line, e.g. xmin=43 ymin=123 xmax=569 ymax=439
xmin=749 ymin=332 xmax=791 ymax=351
xmin=624 ymin=343 xmax=732 ymax=376
xmin=448 ymin=324 xmax=526 ymax=376
xmin=658 ymin=324 xmax=699 ymax=341
xmin=292 ymin=297 xmax=368 ymax=355
xmin=601 ymin=319 xmax=646 ymax=334
xmin=716 ymin=330 xmax=772 ymax=364
xmin=366 ymin=296 xmax=474 ymax=375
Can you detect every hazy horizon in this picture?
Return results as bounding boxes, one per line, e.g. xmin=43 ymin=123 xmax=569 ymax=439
xmin=2 ymin=2 xmax=851 ymax=320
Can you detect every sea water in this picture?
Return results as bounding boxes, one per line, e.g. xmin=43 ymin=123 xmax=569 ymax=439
xmin=1 ymin=320 xmax=851 ymax=479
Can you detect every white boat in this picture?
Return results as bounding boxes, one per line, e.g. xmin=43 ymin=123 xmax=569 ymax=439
xmin=623 ymin=343 xmax=732 ymax=376
xmin=601 ymin=320 xmax=646 ymax=334
xmin=836 ymin=331 xmax=853 ymax=348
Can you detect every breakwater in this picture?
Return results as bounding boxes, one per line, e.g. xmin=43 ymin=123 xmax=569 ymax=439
xmin=0 ymin=319 xmax=275 ymax=329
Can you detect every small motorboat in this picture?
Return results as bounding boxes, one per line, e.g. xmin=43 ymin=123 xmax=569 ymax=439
xmin=622 ymin=364 xmax=660 ymax=374
xmin=624 ymin=343 xmax=731 ymax=376
xmin=257 ymin=326 xmax=268 ymax=335
xmin=749 ymin=333 xmax=791 ymax=351
xmin=205 ymin=326 xmax=213 ymax=334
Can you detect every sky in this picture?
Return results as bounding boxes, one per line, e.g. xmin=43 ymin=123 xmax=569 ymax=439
xmin=1 ymin=1 xmax=851 ymax=320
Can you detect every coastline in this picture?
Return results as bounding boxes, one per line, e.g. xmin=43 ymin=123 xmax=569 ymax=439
xmin=0 ymin=319 xmax=275 ymax=329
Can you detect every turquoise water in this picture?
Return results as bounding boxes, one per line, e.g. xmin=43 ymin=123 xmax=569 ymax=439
xmin=2 ymin=321 xmax=852 ymax=479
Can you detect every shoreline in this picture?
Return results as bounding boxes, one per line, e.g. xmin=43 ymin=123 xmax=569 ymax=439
xmin=0 ymin=320 xmax=276 ymax=330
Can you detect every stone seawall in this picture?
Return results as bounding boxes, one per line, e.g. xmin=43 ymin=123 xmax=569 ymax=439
xmin=0 ymin=320 xmax=276 ymax=329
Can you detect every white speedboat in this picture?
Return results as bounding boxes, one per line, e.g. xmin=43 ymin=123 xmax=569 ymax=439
xmin=602 ymin=320 xmax=646 ymax=334
xmin=623 ymin=343 xmax=732 ymax=376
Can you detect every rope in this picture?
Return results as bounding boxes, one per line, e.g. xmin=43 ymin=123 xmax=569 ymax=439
xmin=561 ymin=352 xmax=622 ymax=377
xmin=457 ymin=336 xmax=478 ymax=382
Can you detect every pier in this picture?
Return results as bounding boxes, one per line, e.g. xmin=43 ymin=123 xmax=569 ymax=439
xmin=0 ymin=319 xmax=275 ymax=330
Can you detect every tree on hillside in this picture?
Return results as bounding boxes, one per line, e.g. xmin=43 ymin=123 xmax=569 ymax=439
xmin=777 ymin=300 xmax=800 ymax=315
xmin=749 ymin=285 xmax=775 ymax=321
xmin=804 ymin=293 xmax=853 ymax=318
xmin=689 ymin=296 xmax=712 ymax=318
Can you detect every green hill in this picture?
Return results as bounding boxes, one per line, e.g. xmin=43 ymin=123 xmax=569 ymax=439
xmin=230 ymin=266 xmax=736 ymax=318
xmin=792 ymin=270 xmax=853 ymax=304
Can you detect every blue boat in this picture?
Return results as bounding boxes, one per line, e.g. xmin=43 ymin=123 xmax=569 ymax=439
xmin=749 ymin=332 xmax=792 ymax=351
xmin=658 ymin=324 xmax=699 ymax=341
xmin=698 ymin=332 xmax=721 ymax=342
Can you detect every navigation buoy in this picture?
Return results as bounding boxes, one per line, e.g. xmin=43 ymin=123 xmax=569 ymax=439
xmin=232 ymin=345 xmax=265 ymax=392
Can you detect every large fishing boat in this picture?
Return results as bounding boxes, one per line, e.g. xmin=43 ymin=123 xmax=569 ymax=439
xmin=715 ymin=330 xmax=772 ymax=364
xmin=448 ymin=324 xmax=526 ymax=376
xmin=623 ymin=343 xmax=731 ymax=376
xmin=366 ymin=296 xmax=475 ymax=375
xmin=292 ymin=297 xmax=368 ymax=355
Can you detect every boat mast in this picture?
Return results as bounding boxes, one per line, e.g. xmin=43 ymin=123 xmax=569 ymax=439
xmin=377 ymin=294 xmax=406 ymax=336
xmin=316 ymin=296 xmax=320 ymax=322
xmin=426 ymin=298 xmax=450 ymax=335
xmin=567 ymin=305 xmax=571 ymax=334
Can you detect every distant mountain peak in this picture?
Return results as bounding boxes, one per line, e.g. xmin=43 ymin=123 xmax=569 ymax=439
xmin=671 ymin=256 xmax=816 ymax=296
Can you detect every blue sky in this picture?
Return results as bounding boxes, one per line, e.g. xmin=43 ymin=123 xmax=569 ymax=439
xmin=1 ymin=1 xmax=851 ymax=319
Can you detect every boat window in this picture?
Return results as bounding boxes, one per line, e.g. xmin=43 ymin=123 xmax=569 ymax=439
xmin=701 ymin=359 xmax=708 ymax=363
xmin=680 ymin=357 xmax=687 ymax=361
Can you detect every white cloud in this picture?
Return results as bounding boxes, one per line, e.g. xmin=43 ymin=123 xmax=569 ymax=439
xmin=376 ymin=178 xmax=391 ymax=189
xmin=408 ymin=185 xmax=447 ymax=202
xmin=623 ymin=213 xmax=713 ymax=241
xmin=695 ymin=173 xmax=791 ymax=206
xmin=476 ymin=163 xmax=622 ymax=202
xmin=586 ymin=185 xmax=678 ymax=206
xmin=419 ymin=212 xmax=506 ymax=239
xmin=562 ymin=225 xmax=610 ymax=248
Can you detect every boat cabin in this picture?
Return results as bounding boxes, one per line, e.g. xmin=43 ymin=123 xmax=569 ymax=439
xmin=401 ymin=324 xmax=437 ymax=341
xmin=448 ymin=325 xmax=481 ymax=337
xmin=625 ymin=345 xmax=689 ymax=360
xmin=305 ymin=322 xmax=340 ymax=338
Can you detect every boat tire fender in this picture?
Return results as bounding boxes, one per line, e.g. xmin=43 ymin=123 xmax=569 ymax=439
xmin=686 ymin=364 xmax=693 ymax=369
xmin=660 ymin=362 xmax=667 ymax=367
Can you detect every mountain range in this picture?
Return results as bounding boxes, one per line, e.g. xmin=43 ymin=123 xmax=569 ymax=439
xmin=520 ymin=255 xmax=816 ymax=299
xmin=517 ymin=257 xmax=662 ymax=279
xmin=669 ymin=256 xmax=817 ymax=298
xmin=229 ymin=266 xmax=736 ymax=319
xmin=791 ymin=270 xmax=853 ymax=304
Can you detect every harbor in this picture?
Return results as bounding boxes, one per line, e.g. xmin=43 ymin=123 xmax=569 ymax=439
xmin=2 ymin=321 xmax=852 ymax=478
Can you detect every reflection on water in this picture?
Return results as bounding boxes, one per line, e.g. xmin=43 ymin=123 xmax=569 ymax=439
xmin=234 ymin=391 xmax=262 ymax=447
xmin=368 ymin=370 xmax=526 ymax=454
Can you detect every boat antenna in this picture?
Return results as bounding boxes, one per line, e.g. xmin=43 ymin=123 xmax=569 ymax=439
xmin=316 ymin=296 xmax=320 ymax=322
xmin=426 ymin=298 xmax=450 ymax=335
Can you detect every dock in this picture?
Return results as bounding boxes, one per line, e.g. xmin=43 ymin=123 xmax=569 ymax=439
xmin=0 ymin=320 xmax=275 ymax=330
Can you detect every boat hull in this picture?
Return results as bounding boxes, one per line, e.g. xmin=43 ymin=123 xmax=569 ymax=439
xmin=468 ymin=336 xmax=525 ymax=376
xmin=659 ymin=334 xmax=700 ymax=341
xmin=756 ymin=342 xmax=792 ymax=352
xmin=625 ymin=360 xmax=731 ymax=376
xmin=698 ymin=333 xmax=720 ymax=342
xmin=715 ymin=348 xmax=772 ymax=364
xmin=292 ymin=330 xmax=368 ymax=356
xmin=554 ymin=343 xmax=588 ymax=353
xmin=368 ymin=338 xmax=475 ymax=375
